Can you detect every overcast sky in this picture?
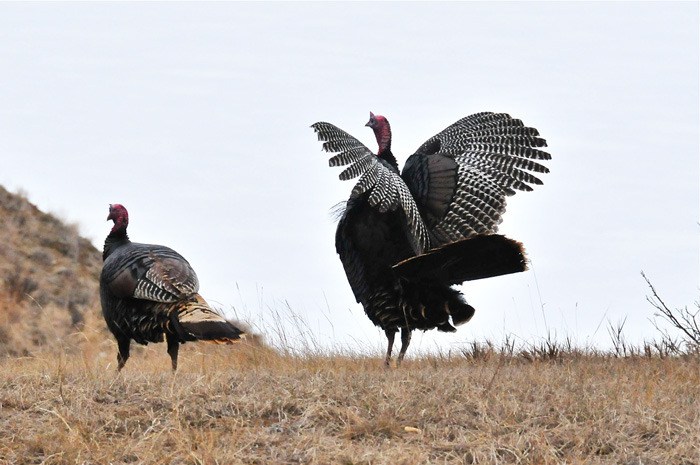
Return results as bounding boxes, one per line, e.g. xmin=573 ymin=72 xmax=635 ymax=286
xmin=1 ymin=2 xmax=697 ymax=354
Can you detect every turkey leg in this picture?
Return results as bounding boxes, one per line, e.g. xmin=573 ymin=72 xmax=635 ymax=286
xmin=116 ymin=337 xmax=130 ymax=371
xmin=384 ymin=329 xmax=396 ymax=367
xmin=396 ymin=328 xmax=412 ymax=366
xmin=166 ymin=333 xmax=179 ymax=371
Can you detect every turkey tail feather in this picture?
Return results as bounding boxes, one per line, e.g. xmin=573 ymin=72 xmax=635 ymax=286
xmin=393 ymin=235 xmax=527 ymax=285
xmin=171 ymin=295 xmax=244 ymax=343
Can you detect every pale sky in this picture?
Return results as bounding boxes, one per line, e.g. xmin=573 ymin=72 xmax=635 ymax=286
xmin=1 ymin=2 xmax=698 ymax=354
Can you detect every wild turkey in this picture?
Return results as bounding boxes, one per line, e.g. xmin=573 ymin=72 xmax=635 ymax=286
xmin=100 ymin=204 xmax=243 ymax=371
xmin=312 ymin=112 xmax=550 ymax=366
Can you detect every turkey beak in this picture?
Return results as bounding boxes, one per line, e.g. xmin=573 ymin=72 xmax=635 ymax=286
xmin=365 ymin=111 xmax=375 ymax=127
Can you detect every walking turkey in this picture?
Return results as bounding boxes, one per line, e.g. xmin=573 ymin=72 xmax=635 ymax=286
xmin=312 ymin=111 xmax=550 ymax=366
xmin=100 ymin=204 xmax=243 ymax=371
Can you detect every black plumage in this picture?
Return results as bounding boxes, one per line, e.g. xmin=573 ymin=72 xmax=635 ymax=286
xmin=100 ymin=204 xmax=243 ymax=371
xmin=312 ymin=112 xmax=550 ymax=366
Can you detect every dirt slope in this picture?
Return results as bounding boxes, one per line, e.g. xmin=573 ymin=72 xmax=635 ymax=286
xmin=0 ymin=185 xmax=103 ymax=356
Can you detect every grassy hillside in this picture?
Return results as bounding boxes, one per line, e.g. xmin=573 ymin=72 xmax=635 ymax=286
xmin=0 ymin=186 xmax=103 ymax=357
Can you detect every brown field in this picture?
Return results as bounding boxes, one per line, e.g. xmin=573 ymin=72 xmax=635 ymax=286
xmin=0 ymin=336 xmax=697 ymax=465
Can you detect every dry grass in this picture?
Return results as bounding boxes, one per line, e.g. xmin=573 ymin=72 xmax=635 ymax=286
xmin=0 ymin=339 xmax=697 ymax=465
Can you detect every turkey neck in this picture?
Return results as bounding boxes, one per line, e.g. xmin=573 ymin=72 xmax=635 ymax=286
xmin=378 ymin=148 xmax=399 ymax=171
xmin=103 ymin=229 xmax=130 ymax=261
xmin=374 ymin=125 xmax=399 ymax=171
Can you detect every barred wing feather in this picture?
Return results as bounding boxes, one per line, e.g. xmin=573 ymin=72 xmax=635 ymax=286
xmin=402 ymin=112 xmax=550 ymax=245
xmin=312 ymin=121 xmax=430 ymax=254
xmin=104 ymin=244 xmax=200 ymax=303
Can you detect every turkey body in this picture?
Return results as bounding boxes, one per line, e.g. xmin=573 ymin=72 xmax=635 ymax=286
xmin=336 ymin=178 xmax=476 ymax=365
xmin=100 ymin=204 xmax=243 ymax=371
xmin=339 ymin=184 xmax=479 ymax=316
xmin=101 ymin=241 xmax=197 ymax=345
xmin=336 ymin=194 xmax=415 ymax=329
xmin=313 ymin=112 xmax=550 ymax=365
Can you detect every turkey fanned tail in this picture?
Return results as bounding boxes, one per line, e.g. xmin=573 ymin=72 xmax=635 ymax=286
xmin=392 ymin=234 xmax=527 ymax=285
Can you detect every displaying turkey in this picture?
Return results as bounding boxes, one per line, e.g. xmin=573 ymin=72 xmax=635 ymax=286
xmin=100 ymin=204 xmax=243 ymax=371
xmin=312 ymin=112 xmax=550 ymax=366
